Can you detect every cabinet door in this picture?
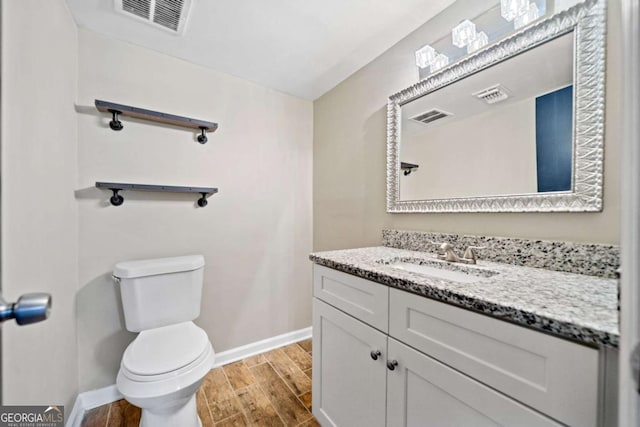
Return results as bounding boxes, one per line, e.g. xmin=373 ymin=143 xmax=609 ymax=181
xmin=386 ymin=338 xmax=563 ymax=427
xmin=313 ymin=298 xmax=387 ymax=427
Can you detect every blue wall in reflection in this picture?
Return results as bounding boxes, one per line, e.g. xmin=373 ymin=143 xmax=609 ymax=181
xmin=535 ymin=85 xmax=573 ymax=192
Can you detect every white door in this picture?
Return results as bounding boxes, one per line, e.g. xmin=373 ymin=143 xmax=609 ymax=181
xmin=619 ymin=0 xmax=640 ymax=425
xmin=385 ymin=338 xmax=562 ymax=427
xmin=312 ymin=299 xmax=387 ymax=427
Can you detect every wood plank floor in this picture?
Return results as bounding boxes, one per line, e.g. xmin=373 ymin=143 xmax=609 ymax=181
xmin=81 ymin=339 xmax=318 ymax=427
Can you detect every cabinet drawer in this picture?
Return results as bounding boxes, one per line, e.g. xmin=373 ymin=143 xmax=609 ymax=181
xmin=387 ymin=337 xmax=562 ymax=427
xmin=389 ymin=288 xmax=599 ymax=427
xmin=313 ymin=265 xmax=389 ymax=332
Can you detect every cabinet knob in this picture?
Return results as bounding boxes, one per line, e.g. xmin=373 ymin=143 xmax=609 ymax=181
xmin=387 ymin=360 xmax=398 ymax=371
xmin=370 ymin=350 xmax=382 ymax=360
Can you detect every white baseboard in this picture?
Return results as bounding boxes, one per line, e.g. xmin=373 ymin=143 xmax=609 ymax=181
xmin=212 ymin=326 xmax=312 ymax=368
xmin=66 ymin=326 xmax=312 ymax=427
xmin=66 ymin=397 xmax=84 ymax=427
xmin=66 ymin=385 xmax=122 ymax=427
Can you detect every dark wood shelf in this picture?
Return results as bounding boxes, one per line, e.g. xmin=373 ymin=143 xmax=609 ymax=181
xmin=95 ymin=99 xmax=218 ymax=133
xmin=95 ymin=182 xmax=218 ymax=207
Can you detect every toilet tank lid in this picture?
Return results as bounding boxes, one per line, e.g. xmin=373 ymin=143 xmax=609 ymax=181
xmin=114 ymin=255 xmax=205 ymax=278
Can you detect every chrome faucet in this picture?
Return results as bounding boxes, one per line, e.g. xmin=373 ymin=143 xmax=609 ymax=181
xmin=433 ymin=242 xmax=484 ymax=265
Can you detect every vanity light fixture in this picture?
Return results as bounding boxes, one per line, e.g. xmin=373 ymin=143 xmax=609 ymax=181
xmin=500 ymin=0 xmax=529 ymax=22
xmin=501 ymin=0 xmax=541 ymax=29
xmin=514 ymin=2 xmax=540 ymax=28
xmin=452 ymin=20 xmax=488 ymax=54
xmin=414 ymin=44 xmax=448 ymax=72
xmin=417 ymin=1 xmax=545 ymax=76
xmin=415 ymin=44 xmax=437 ymax=68
xmin=467 ymin=31 xmax=489 ymax=53
xmin=431 ymin=53 xmax=450 ymax=72
xmin=452 ymin=20 xmax=477 ymax=48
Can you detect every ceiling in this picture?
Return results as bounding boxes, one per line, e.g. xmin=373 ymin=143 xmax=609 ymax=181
xmin=65 ymin=0 xmax=455 ymax=100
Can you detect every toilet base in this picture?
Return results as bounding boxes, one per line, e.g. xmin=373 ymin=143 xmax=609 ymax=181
xmin=139 ymin=393 xmax=201 ymax=427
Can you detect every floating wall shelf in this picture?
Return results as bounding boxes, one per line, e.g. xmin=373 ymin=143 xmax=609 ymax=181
xmin=401 ymin=162 xmax=419 ymax=176
xmin=96 ymin=182 xmax=218 ymax=207
xmin=95 ymin=100 xmax=219 ymax=143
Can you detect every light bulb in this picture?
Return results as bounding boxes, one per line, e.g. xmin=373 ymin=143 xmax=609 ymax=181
xmin=467 ymin=31 xmax=489 ymax=53
xmin=431 ymin=54 xmax=450 ymax=72
xmin=452 ymin=20 xmax=476 ymax=48
xmin=415 ymin=44 xmax=437 ymax=69
xmin=514 ymin=2 xmax=540 ymax=29
xmin=501 ymin=0 xmax=529 ymax=22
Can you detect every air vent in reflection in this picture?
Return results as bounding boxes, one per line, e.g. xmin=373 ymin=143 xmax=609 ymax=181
xmin=473 ymin=84 xmax=510 ymax=105
xmin=115 ymin=0 xmax=192 ymax=34
xmin=410 ymin=109 xmax=452 ymax=125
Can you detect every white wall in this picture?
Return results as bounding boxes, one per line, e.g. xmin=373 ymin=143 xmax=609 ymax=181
xmin=76 ymin=30 xmax=313 ymax=391
xmin=1 ymin=0 xmax=79 ymax=410
xmin=313 ymin=0 xmax=621 ymax=249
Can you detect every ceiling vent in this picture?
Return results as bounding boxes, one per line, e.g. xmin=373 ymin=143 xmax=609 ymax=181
xmin=473 ymin=84 xmax=510 ymax=105
xmin=410 ymin=109 xmax=452 ymax=125
xmin=115 ymin=0 xmax=193 ymax=34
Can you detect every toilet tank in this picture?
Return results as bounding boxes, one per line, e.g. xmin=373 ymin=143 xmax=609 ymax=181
xmin=114 ymin=255 xmax=205 ymax=332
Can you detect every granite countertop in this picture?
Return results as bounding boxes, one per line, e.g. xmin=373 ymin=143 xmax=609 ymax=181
xmin=309 ymin=246 xmax=619 ymax=348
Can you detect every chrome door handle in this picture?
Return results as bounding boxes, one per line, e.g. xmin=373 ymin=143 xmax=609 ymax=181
xmin=0 ymin=293 xmax=52 ymax=325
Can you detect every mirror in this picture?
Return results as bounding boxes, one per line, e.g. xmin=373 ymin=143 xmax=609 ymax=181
xmin=386 ymin=0 xmax=605 ymax=213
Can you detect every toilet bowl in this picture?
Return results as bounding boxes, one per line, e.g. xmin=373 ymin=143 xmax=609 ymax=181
xmin=113 ymin=255 xmax=214 ymax=427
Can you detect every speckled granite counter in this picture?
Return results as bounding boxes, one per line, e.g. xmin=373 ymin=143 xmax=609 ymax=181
xmin=309 ymin=246 xmax=619 ymax=348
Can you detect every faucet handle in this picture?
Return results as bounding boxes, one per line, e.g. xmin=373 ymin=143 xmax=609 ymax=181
xmin=430 ymin=241 xmax=452 ymax=251
xmin=463 ymin=246 xmax=486 ymax=262
xmin=431 ymin=242 xmax=460 ymax=262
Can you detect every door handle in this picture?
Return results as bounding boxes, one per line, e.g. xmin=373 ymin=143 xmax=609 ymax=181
xmin=0 ymin=293 xmax=52 ymax=325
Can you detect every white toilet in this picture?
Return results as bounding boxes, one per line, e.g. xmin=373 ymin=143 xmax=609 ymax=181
xmin=114 ymin=255 xmax=215 ymax=427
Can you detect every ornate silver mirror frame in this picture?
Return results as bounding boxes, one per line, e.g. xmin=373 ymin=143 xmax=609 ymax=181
xmin=386 ymin=0 xmax=605 ymax=213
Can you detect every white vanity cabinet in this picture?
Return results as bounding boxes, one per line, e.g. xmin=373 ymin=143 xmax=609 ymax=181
xmin=312 ymin=299 xmax=387 ymax=427
xmin=312 ymin=264 xmax=609 ymax=427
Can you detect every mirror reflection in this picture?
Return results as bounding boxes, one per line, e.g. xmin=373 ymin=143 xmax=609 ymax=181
xmin=399 ymin=31 xmax=574 ymax=201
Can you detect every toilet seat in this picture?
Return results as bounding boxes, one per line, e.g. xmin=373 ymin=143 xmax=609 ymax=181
xmin=120 ymin=342 xmax=213 ymax=383
xmin=122 ymin=321 xmax=209 ymax=377
xmin=117 ymin=321 xmax=215 ymax=401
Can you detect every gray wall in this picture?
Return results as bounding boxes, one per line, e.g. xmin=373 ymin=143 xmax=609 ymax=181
xmin=313 ymin=0 xmax=621 ymax=249
xmin=76 ymin=30 xmax=313 ymax=392
xmin=1 ymin=0 xmax=79 ymax=410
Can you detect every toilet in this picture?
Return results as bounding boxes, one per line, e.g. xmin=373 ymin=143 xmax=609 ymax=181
xmin=114 ymin=255 xmax=215 ymax=427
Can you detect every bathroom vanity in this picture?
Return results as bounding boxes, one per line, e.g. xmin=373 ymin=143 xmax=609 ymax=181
xmin=309 ymin=232 xmax=619 ymax=427
xmin=311 ymin=1 xmax=616 ymax=424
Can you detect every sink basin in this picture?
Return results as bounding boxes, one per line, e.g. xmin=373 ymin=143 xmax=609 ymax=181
xmin=381 ymin=258 xmax=498 ymax=284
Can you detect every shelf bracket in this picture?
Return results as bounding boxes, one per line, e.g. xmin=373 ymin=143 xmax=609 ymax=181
xmin=109 ymin=109 xmax=123 ymax=131
xmin=197 ymin=127 xmax=208 ymax=144
xmin=197 ymin=193 xmax=208 ymax=207
xmin=109 ymin=188 xmax=124 ymax=206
